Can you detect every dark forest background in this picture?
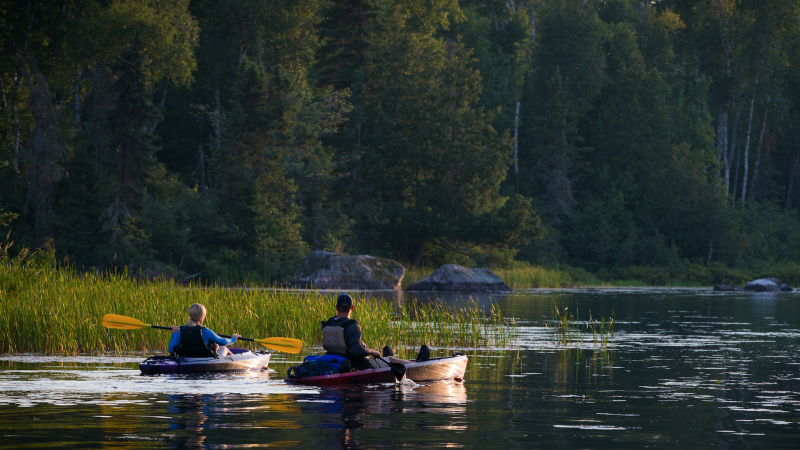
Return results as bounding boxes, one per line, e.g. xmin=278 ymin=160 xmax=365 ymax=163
xmin=2 ymin=0 xmax=800 ymax=283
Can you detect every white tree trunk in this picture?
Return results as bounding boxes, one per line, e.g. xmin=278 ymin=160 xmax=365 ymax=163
xmin=741 ymin=92 xmax=755 ymax=207
xmin=751 ymin=103 xmax=769 ymax=201
xmin=513 ymin=102 xmax=520 ymax=181
xmin=74 ymin=69 xmax=81 ymax=129
xmin=786 ymin=155 xmax=799 ymax=210
xmin=214 ymin=85 xmax=221 ymax=144
xmin=530 ymin=7 xmax=535 ymax=74
xmin=717 ymin=107 xmax=728 ymax=182
xmin=197 ymin=143 xmax=206 ymax=190
xmin=726 ymin=107 xmax=740 ymax=198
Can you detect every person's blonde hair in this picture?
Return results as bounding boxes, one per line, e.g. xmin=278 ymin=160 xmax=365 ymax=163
xmin=188 ymin=303 xmax=206 ymax=325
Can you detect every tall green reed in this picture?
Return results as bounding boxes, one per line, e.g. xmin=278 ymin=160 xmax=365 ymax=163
xmin=0 ymin=244 xmax=513 ymax=355
xmin=547 ymin=300 xmax=614 ymax=348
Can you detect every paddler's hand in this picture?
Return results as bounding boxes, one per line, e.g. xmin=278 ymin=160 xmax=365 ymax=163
xmin=171 ymin=326 xmax=179 ymax=333
xmin=369 ymin=349 xmax=381 ymax=358
xmin=231 ymin=334 xmax=241 ymax=340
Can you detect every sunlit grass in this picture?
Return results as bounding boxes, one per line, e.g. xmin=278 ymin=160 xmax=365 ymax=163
xmin=0 ymin=245 xmax=513 ymax=355
xmin=403 ymin=264 xmax=603 ymax=289
xmin=403 ymin=264 xmax=715 ymax=289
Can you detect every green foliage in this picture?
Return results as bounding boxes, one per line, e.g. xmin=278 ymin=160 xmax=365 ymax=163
xmin=0 ymin=252 xmax=513 ymax=354
xmin=4 ymin=0 xmax=800 ymax=287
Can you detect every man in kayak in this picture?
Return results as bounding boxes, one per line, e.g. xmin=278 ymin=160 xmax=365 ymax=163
xmin=169 ymin=303 xmax=241 ymax=357
xmin=322 ymin=294 xmax=429 ymax=371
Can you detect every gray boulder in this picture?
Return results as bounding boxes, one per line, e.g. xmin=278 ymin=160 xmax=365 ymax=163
xmin=713 ymin=284 xmax=743 ymax=292
xmin=767 ymin=277 xmax=782 ymax=285
xmin=744 ymin=278 xmax=780 ymax=292
xmin=780 ymin=283 xmax=793 ymax=292
xmin=291 ymin=251 xmax=405 ymax=290
xmin=405 ymin=264 xmax=511 ymax=292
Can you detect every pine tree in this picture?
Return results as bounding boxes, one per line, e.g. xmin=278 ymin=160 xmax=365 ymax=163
xmin=534 ymin=67 xmax=588 ymax=224
xmin=105 ymin=38 xmax=164 ymax=211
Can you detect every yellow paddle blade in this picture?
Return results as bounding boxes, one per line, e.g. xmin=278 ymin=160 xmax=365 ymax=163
xmin=102 ymin=314 xmax=150 ymax=330
xmin=255 ymin=337 xmax=303 ymax=354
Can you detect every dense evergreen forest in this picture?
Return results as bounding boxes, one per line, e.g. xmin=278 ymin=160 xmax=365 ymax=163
xmin=2 ymin=0 xmax=800 ymax=283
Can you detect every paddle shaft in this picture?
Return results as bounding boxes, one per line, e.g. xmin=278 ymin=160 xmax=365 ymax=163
xmin=103 ymin=314 xmax=302 ymax=353
xmin=376 ymin=356 xmax=406 ymax=381
xmin=156 ymin=327 xmax=253 ymax=342
xmin=219 ymin=334 xmax=254 ymax=342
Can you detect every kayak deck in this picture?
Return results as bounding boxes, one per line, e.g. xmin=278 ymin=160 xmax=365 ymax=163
xmin=139 ymin=348 xmax=270 ymax=375
xmin=284 ymin=354 xmax=468 ymax=386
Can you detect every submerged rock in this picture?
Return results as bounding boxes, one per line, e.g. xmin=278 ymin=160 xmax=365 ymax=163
xmin=744 ymin=278 xmax=780 ymax=292
xmin=405 ymin=264 xmax=511 ymax=292
xmin=780 ymin=283 xmax=794 ymax=292
xmin=713 ymin=284 xmax=743 ymax=292
xmin=291 ymin=251 xmax=405 ymax=290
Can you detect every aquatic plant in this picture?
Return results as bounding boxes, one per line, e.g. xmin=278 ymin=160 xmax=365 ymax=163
xmin=0 ymin=244 xmax=513 ymax=355
xmin=547 ymin=300 xmax=613 ymax=348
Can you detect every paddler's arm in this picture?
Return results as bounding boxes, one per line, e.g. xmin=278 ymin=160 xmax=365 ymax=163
xmin=168 ymin=328 xmax=180 ymax=354
xmin=202 ymin=328 xmax=239 ymax=346
xmin=345 ymin=322 xmax=381 ymax=358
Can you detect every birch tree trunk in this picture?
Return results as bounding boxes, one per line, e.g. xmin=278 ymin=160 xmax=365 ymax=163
xmin=786 ymin=155 xmax=799 ymax=210
xmin=74 ymin=69 xmax=81 ymax=129
xmin=214 ymin=85 xmax=221 ymax=144
xmin=197 ymin=144 xmax=206 ymax=190
xmin=513 ymin=101 xmax=519 ymax=182
xmin=741 ymin=92 xmax=755 ymax=207
xmin=717 ymin=107 xmax=728 ymax=182
xmin=750 ymin=103 xmax=769 ymax=201
xmin=692 ymin=23 xmax=700 ymax=85
xmin=147 ymin=85 xmax=168 ymax=134
xmin=530 ymin=7 xmax=535 ymax=74
xmin=725 ymin=107 xmax=740 ymax=197
xmin=12 ymin=75 xmax=20 ymax=173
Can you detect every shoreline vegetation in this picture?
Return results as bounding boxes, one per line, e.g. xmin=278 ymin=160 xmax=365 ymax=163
xmin=0 ymin=245 xmax=513 ymax=356
xmin=404 ymin=263 xmax=800 ymax=289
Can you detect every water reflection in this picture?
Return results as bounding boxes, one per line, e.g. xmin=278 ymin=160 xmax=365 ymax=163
xmin=2 ymin=290 xmax=800 ymax=448
xmin=302 ymin=382 xmax=468 ymax=449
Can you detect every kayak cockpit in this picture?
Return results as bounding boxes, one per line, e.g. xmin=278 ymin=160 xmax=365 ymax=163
xmin=139 ymin=348 xmax=270 ymax=375
xmin=284 ymin=354 xmax=467 ymax=386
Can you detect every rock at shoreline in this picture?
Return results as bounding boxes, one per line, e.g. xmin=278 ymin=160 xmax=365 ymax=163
xmin=405 ymin=264 xmax=511 ymax=292
xmin=780 ymin=283 xmax=794 ymax=292
xmin=713 ymin=284 xmax=743 ymax=292
xmin=744 ymin=278 xmax=780 ymax=292
xmin=291 ymin=251 xmax=405 ymax=290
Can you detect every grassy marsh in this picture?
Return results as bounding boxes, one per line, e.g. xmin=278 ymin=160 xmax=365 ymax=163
xmin=0 ymin=245 xmax=513 ymax=356
xmin=404 ymin=261 xmax=800 ymax=289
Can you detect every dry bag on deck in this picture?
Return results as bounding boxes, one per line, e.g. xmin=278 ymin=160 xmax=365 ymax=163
xmin=286 ymin=354 xmax=351 ymax=378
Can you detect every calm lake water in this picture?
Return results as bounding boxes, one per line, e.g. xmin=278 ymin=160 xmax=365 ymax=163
xmin=2 ymin=289 xmax=800 ymax=449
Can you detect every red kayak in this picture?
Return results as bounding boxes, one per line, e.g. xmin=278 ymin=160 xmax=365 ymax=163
xmin=285 ymin=354 xmax=468 ymax=386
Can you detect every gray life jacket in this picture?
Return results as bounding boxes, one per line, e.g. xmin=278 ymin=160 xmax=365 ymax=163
xmin=321 ymin=318 xmax=357 ymax=356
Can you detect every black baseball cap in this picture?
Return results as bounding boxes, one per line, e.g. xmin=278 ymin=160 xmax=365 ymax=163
xmin=336 ymin=294 xmax=354 ymax=308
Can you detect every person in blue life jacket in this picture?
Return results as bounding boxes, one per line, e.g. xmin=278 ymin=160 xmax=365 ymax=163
xmin=321 ymin=294 xmax=430 ymax=371
xmin=168 ymin=303 xmax=241 ymax=357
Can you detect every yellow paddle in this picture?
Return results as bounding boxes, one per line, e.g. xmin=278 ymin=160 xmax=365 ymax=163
xmin=102 ymin=314 xmax=303 ymax=354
